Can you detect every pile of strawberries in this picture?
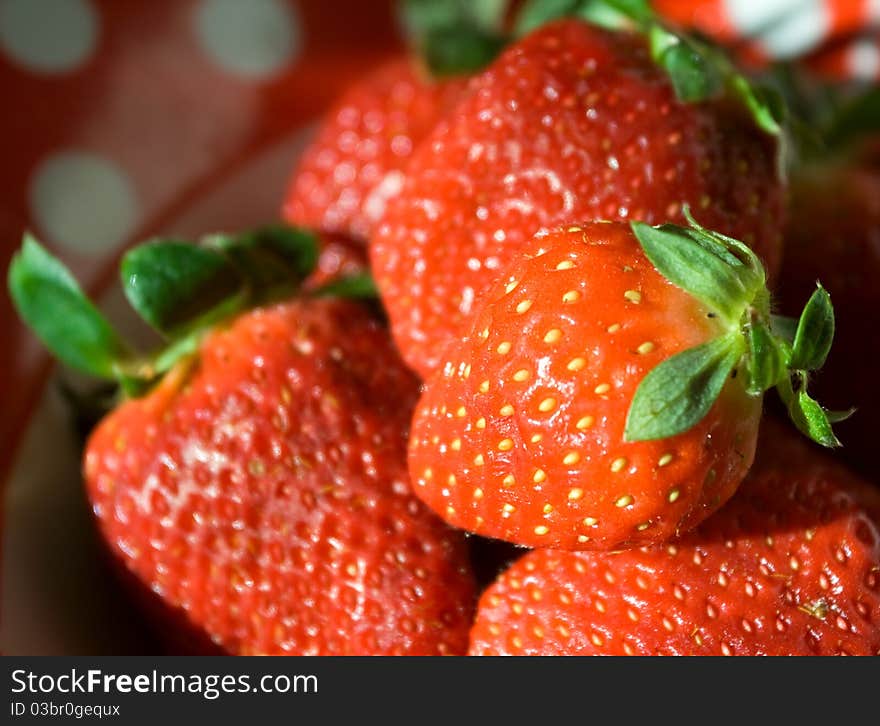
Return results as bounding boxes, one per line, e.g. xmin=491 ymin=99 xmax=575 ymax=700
xmin=9 ymin=2 xmax=880 ymax=655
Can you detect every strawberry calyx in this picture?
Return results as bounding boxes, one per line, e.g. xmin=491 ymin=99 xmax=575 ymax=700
xmin=399 ymin=0 xmax=511 ymax=77
xmin=625 ymin=208 xmax=848 ymax=447
xmin=8 ymin=226 xmax=374 ymax=398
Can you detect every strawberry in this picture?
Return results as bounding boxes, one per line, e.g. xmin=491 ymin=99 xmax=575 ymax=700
xmin=370 ymin=17 xmax=787 ymax=379
xmin=468 ymin=417 xmax=880 ymax=656
xmin=281 ymin=57 xmax=468 ymax=243
xmin=8 ymin=228 xmax=476 ymax=655
xmin=409 ymin=219 xmax=841 ymax=550
xmin=304 ymin=232 xmax=369 ymax=290
xmin=306 ymin=234 xmax=369 ymax=287
xmin=778 ymin=158 xmax=880 ymax=481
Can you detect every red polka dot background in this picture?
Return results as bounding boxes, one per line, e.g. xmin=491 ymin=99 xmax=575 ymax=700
xmin=0 ymin=0 xmax=403 ymax=479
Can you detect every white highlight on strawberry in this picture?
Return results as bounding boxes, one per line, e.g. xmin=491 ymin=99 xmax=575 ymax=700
xmin=363 ymin=171 xmax=406 ymax=226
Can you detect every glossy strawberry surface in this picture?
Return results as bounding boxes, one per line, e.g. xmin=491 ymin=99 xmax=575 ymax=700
xmin=371 ymin=20 xmax=785 ymax=379
xmin=84 ymin=298 xmax=476 ymax=655
xmin=409 ymin=222 xmax=761 ymax=550
xmin=469 ymin=418 xmax=880 ymax=655
xmin=283 ymin=57 xmax=467 ymax=242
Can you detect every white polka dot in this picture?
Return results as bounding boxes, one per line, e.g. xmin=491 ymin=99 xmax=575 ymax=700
xmin=760 ymin=3 xmax=829 ymax=59
xmin=848 ymin=40 xmax=880 ymax=80
xmin=724 ymin=0 xmax=808 ymax=35
xmin=30 ymin=152 xmax=139 ymax=256
xmin=195 ymin=0 xmax=300 ymax=79
xmin=0 ymin=0 xmax=97 ymax=74
xmin=725 ymin=0 xmax=829 ymax=59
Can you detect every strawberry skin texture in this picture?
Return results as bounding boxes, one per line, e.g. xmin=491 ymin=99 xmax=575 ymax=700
xmin=469 ymin=418 xmax=880 ymax=656
xmin=778 ymin=162 xmax=880 ymax=481
xmin=282 ymin=57 xmax=467 ymax=242
xmin=408 ymin=222 xmax=761 ymax=550
xmin=370 ymin=20 xmax=785 ymax=379
xmin=84 ymin=298 xmax=476 ymax=655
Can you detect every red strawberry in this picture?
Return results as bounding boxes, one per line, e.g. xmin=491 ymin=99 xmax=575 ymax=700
xmin=282 ymin=57 xmax=468 ymax=242
xmin=305 ymin=232 xmax=369 ymax=289
xmin=778 ymin=159 xmax=880 ymax=480
xmin=370 ymin=19 xmax=786 ymax=379
xmin=9 ymin=230 xmax=476 ymax=655
xmin=409 ymin=220 xmax=839 ymax=550
xmin=468 ymin=417 xmax=880 ymax=656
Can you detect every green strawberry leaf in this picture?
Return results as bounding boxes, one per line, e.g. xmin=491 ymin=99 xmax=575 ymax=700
xmin=790 ymin=391 xmax=841 ymax=448
xmin=515 ymin=0 xmax=637 ymax=34
xmin=8 ymin=234 xmax=132 ymax=381
xmin=421 ymin=24 xmax=509 ymax=76
xmin=310 ymin=273 xmax=378 ymax=300
xmin=746 ymin=318 xmax=787 ymax=395
xmin=207 ymin=225 xmax=319 ymax=297
xmin=401 ymin=0 xmax=508 ymax=35
xmin=628 ymin=216 xmax=841 ymax=447
xmin=121 ymin=241 xmax=242 ymax=337
xmin=625 ymin=333 xmax=744 ymax=442
xmin=515 ymin=0 xmax=580 ymax=35
xmin=769 ymin=290 xmax=845 ymax=447
xmin=823 ymin=406 xmax=858 ymax=424
xmin=790 ymin=284 xmax=834 ymax=372
xmin=463 ymin=0 xmax=509 ymax=31
xmin=650 ymin=26 xmax=722 ymax=103
xmin=8 ymin=223 xmax=360 ymax=399
xmin=729 ymin=74 xmax=792 ymax=177
xmin=151 ymin=329 xmax=205 ymax=377
xmin=729 ymin=74 xmax=784 ymax=137
xmin=402 ymin=0 xmax=510 ymax=76
xmin=770 ymin=314 xmax=798 ymax=344
xmin=602 ymin=0 xmax=652 ymax=23
xmin=780 ymin=380 xmax=841 ymax=448
xmin=577 ymin=1 xmax=634 ymax=29
xmin=826 ymin=407 xmax=857 ymax=424
xmin=681 ymin=206 xmax=765 ymax=277
xmin=630 ymin=221 xmax=759 ymax=324
xmin=776 ymin=372 xmax=848 ymax=448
